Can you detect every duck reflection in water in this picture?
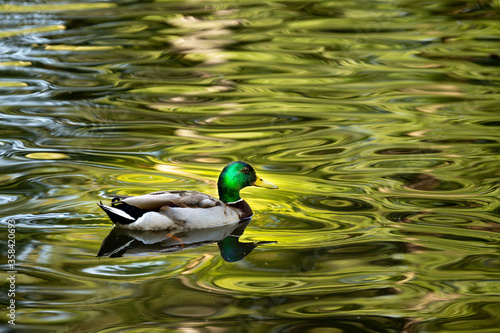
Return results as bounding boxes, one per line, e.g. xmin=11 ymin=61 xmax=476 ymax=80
xmin=97 ymin=218 xmax=275 ymax=262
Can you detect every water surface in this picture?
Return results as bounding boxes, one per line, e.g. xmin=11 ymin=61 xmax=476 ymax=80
xmin=1 ymin=0 xmax=499 ymax=332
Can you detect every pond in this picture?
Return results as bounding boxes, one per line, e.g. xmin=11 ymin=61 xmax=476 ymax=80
xmin=1 ymin=0 xmax=499 ymax=332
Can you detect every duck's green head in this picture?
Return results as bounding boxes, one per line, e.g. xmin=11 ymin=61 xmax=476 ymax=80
xmin=217 ymin=161 xmax=278 ymax=203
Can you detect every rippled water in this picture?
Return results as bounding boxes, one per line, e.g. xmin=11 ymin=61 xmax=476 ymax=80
xmin=1 ymin=0 xmax=499 ymax=332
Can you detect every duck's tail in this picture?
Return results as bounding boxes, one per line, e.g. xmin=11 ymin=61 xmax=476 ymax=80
xmin=98 ymin=202 xmax=137 ymax=225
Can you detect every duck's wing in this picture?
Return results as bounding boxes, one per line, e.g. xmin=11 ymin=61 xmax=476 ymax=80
xmin=98 ymin=191 xmax=220 ymax=226
xmin=99 ymin=190 xmax=244 ymax=230
xmin=118 ymin=190 xmax=221 ymax=211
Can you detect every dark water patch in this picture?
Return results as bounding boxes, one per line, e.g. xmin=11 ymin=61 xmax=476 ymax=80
xmin=421 ymin=301 xmax=500 ymax=333
xmin=264 ymin=316 xmax=407 ymax=333
xmin=422 ymin=138 xmax=498 ymax=144
xmin=376 ymin=147 xmax=442 ymax=155
xmin=385 ymin=211 xmax=493 ymax=226
xmin=303 ymin=196 xmax=375 ymax=212
xmin=368 ymin=158 xmax=452 ymax=170
xmin=439 ymin=254 xmax=500 ymax=273
xmin=384 ymin=196 xmax=487 ymax=209
xmin=397 ymin=229 xmax=496 ymax=246
xmin=385 ymin=173 xmax=464 ymax=191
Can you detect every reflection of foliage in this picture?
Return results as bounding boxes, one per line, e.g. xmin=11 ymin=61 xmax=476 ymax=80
xmin=1 ymin=0 xmax=499 ymax=331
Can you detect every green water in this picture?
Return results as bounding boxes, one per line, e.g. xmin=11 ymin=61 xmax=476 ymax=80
xmin=1 ymin=0 xmax=499 ymax=332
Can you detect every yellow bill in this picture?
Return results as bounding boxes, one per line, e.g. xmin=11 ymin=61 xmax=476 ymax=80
xmin=253 ymin=176 xmax=279 ymax=189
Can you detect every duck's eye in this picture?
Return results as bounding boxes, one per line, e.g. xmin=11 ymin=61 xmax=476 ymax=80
xmin=242 ymin=167 xmax=250 ymax=174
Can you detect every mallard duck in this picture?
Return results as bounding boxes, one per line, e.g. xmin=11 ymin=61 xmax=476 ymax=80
xmin=98 ymin=161 xmax=278 ymax=230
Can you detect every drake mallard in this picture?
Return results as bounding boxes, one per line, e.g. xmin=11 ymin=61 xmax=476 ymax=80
xmin=98 ymin=161 xmax=278 ymax=230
